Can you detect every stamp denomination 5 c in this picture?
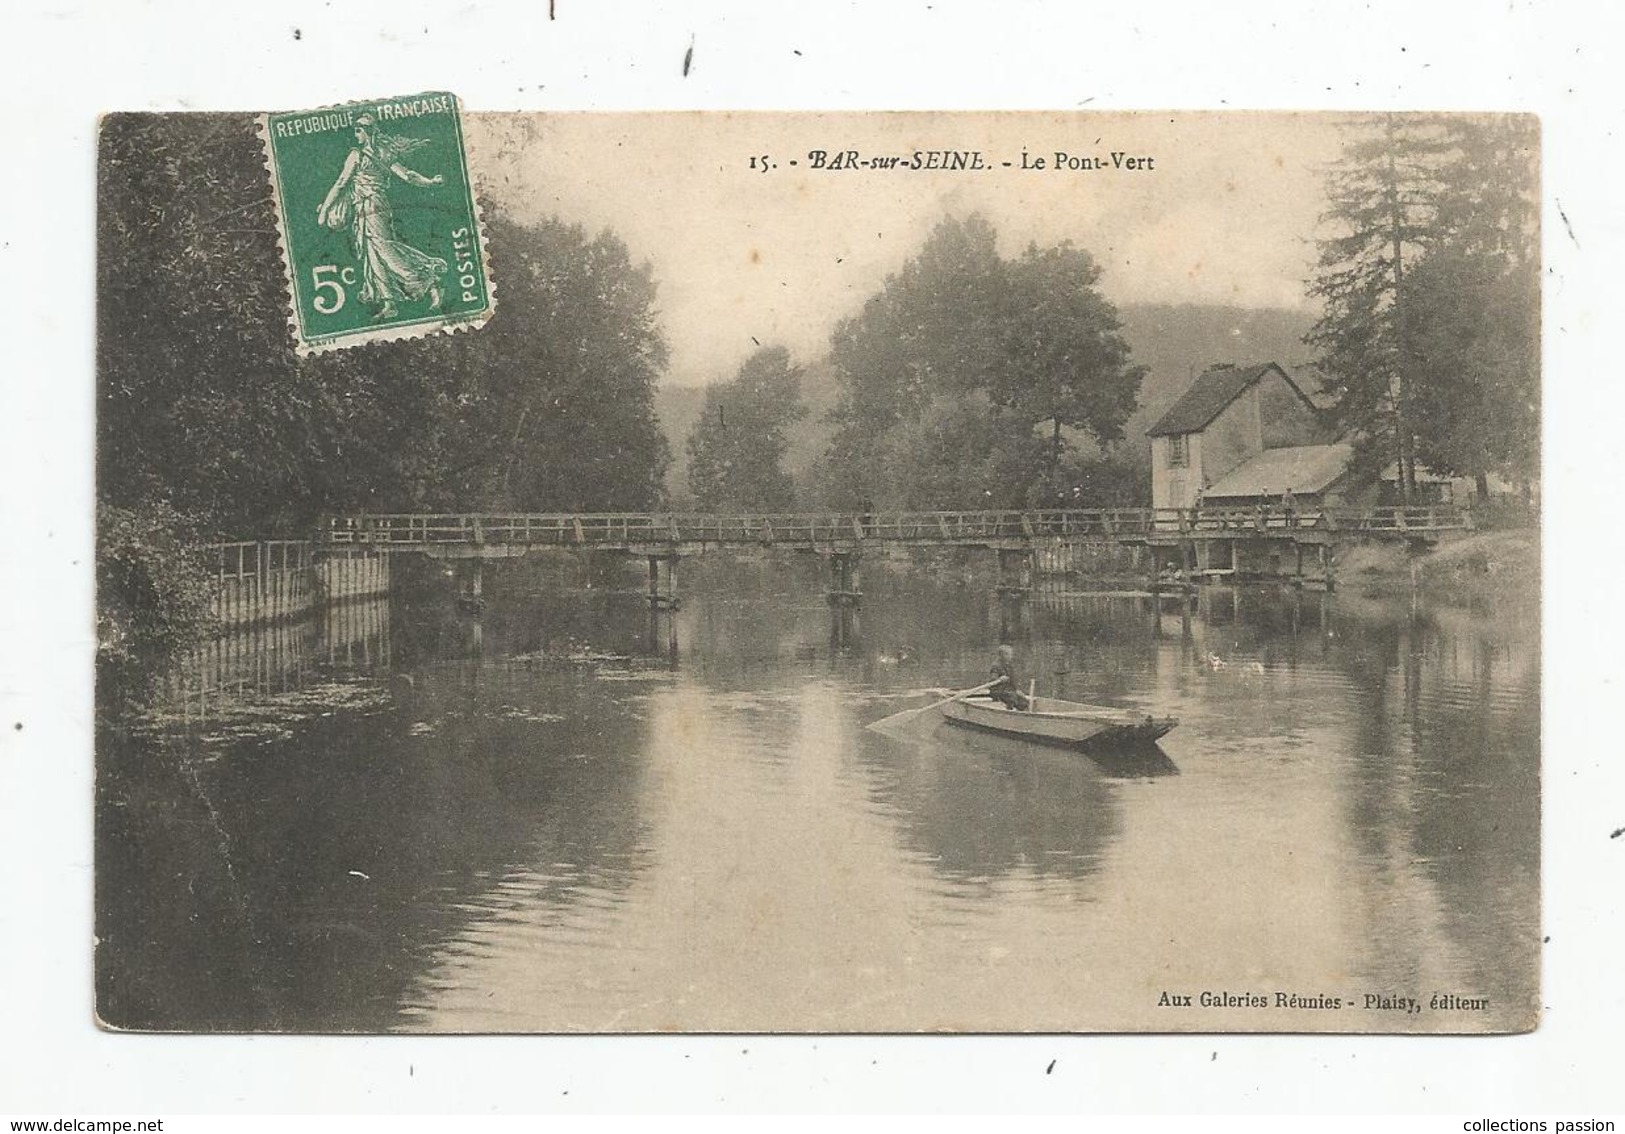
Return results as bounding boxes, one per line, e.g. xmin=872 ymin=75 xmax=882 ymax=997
xmin=259 ymin=92 xmax=493 ymax=354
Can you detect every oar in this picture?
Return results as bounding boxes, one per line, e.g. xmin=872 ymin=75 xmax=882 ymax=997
xmin=868 ymin=679 xmax=998 ymax=732
xmin=936 ymin=679 xmax=999 ymax=711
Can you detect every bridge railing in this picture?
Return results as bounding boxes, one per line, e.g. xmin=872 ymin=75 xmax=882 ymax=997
xmin=1150 ymin=506 xmax=1331 ymax=533
xmin=324 ymin=505 xmax=1470 ymax=547
xmin=1323 ymin=505 xmax=1472 ymax=533
xmin=199 ymin=539 xmax=314 ymax=581
xmin=1148 ymin=505 xmax=1470 ymax=535
xmin=325 ymin=509 xmax=1168 ymax=546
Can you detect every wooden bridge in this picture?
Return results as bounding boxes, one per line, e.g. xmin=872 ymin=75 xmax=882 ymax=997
xmin=191 ymin=507 xmax=1471 ymax=628
xmin=324 ymin=506 xmax=1471 ymax=554
xmin=323 ymin=506 xmax=1471 ymax=604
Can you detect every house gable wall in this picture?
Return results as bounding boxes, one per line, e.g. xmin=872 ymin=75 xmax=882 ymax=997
xmin=1151 ymin=433 xmax=1204 ymax=510
xmin=1151 ymin=435 xmax=1176 ymax=509
xmin=1200 ymin=386 xmax=1262 ymax=490
xmin=1147 ymin=363 xmax=1326 ymax=510
xmin=1258 ymin=367 xmax=1323 ymax=447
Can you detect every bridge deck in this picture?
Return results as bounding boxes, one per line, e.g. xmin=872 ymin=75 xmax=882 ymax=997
xmin=325 ymin=507 xmax=1470 ymax=551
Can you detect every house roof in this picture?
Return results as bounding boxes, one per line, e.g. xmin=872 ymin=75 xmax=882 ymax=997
xmin=1291 ymin=363 xmax=1341 ymax=411
xmin=1379 ymin=462 xmax=1517 ymax=494
xmin=1204 ymin=443 xmax=1355 ymax=499
xmin=1146 ymin=362 xmax=1313 ymax=437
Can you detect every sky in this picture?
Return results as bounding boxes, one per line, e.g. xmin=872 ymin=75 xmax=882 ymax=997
xmin=465 ymin=112 xmax=1348 ymax=388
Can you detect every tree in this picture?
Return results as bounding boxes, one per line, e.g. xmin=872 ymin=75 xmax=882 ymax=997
xmin=1406 ymin=116 xmax=1539 ymax=496
xmin=1402 ymin=246 xmax=1538 ymax=498
xmin=884 ymin=391 xmax=1044 ymax=510
xmin=97 ymin=114 xmax=672 ymax=531
xmin=996 ymin=242 xmax=1145 ymax=490
xmin=685 ymin=346 xmax=806 ymax=511
xmin=95 ymin=500 xmax=214 ymax=716
xmin=1432 ymin=116 xmax=1540 ymax=269
xmin=1306 ymin=114 xmax=1451 ymax=501
xmin=451 ymin=214 xmax=672 ymax=512
xmin=822 ymin=215 xmax=1007 ymax=507
xmin=97 ymin=114 xmax=674 ymax=709
xmin=1307 ymin=114 xmax=1539 ymax=503
xmin=99 ymin=113 xmax=334 ymax=533
xmin=819 ymin=214 xmax=1144 ymax=510
xmin=1049 ymin=446 xmax=1150 ymax=509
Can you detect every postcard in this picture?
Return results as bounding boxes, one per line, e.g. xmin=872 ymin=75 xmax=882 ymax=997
xmin=94 ymin=107 xmax=1540 ymax=1034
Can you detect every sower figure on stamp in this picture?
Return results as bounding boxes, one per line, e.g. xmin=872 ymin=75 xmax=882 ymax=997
xmin=988 ymin=644 xmax=1032 ymax=711
xmin=317 ymin=114 xmax=448 ymax=320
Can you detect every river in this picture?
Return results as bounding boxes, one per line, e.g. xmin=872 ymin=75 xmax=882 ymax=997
xmin=95 ymin=552 xmax=1540 ymax=1033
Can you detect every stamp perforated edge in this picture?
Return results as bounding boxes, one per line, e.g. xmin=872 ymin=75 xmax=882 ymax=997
xmin=255 ymin=92 xmax=497 ymax=357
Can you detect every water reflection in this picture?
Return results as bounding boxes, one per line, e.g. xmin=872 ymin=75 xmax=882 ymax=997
xmin=159 ymin=594 xmax=391 ymax=724
xmin=97 ymin=552 xmax=1539 ymax=1032
xmin=856 ymin=720 xmax=1121 ymax=887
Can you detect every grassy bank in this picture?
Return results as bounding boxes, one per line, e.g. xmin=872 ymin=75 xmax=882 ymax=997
xmin=1336 ymin=528 xmax=1540 ymax=606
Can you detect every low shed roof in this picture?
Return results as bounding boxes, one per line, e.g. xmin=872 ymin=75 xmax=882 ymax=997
xmin=1204 ymin=443 xmax=1354 ymax=499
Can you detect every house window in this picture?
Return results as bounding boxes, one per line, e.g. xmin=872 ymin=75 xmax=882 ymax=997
xmin=1168 ymin=434 xmax=1189 ymax=468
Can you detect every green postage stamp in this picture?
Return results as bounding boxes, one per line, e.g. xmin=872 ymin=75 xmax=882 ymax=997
xmin=259 ymin=92 xmax=494 ymax=354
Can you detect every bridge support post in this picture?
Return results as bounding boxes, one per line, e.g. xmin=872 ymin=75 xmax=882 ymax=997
xmin=997 ymin=592 xmax=1032 ymax=639
xmin=455 ymin=559 xmax=485 ymax=613
xmin=826 ymin=552 xmax=862 ymax=606
xmin=996 ymin=548 xmax=1033 ymax=597
xmin=647 ymin=555 xmax=680 ymax=610
xmin=830 ymin=604 xmax=861 ymax=651
xmin=646 ymin=607 xmax=679 ymax=663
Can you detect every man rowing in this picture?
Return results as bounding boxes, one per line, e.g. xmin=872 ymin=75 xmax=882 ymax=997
xmin=988 ymin=644 xmax=1032 ymax=711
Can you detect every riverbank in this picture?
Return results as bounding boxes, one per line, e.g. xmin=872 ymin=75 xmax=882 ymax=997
xmin=1336 ymin=528 xmax=1540 ymax=605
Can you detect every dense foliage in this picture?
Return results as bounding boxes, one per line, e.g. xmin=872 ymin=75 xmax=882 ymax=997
xmin=97 ymin=114 xmax=672 ymax=703
xmin=685 ymin=346 xmax=806 ymax=512
xmin=816 ymin=214 xmax=1145 ymax=510
xmin=98 ymin=113 xmax=670 ymax=534
xmin=95 ymin=501 xmax=214 ymax=715
xmin=1307 ymin=115 xmax=1539 ymax=499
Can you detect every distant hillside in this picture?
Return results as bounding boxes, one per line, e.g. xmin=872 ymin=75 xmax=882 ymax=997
xmin=652 ymin=384 xmax=709 ymax=503
xmin=653 ymin=303 xmax=1320 ymax=501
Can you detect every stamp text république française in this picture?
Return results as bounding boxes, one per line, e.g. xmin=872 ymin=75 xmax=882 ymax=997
xmin=268 ymin=94 xmax=457 ymax=140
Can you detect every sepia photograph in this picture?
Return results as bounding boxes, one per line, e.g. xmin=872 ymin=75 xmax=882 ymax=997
xmin=92 ymin=107 xmax=1541 ymax=1036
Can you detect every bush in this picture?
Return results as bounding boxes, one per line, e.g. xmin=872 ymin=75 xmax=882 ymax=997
xmin=97 ymin=501 xmax=214 ymax=718
xmin=1034 ymin=449 xmax=1150 ymax=509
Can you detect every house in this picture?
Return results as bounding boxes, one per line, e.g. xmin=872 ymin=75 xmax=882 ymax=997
xmin=1376 ymin=462 xmax=1522 ymax=507
xmin=1377 ymin=462 xmax=1458 ymax=506
xmin=1146 ymin=362 xmax=1344 ymax=510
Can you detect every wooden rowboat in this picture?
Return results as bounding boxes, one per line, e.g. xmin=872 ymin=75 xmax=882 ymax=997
xmin=942 ymin=694 xmax=1176 ymax=750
